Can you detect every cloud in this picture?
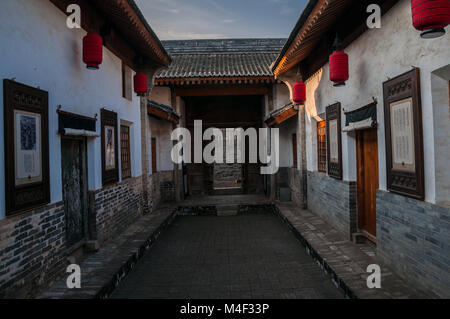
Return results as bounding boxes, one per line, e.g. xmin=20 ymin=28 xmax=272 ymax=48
xmin=135 ymin=0 xmax=238 ymax=40
xmin=135 ymin=0 xmax=308 ymax=40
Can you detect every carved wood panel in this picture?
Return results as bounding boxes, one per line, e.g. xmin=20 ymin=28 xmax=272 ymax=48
xmin=383 ymin=68 xmax=424 ymax=200
xmin=101 ymin=108 xmax=119 ymax=185
xmin=326 ymin=102 xmax=342 ymax=180
xmin=3 ymin=79 xmax=50 ymax=215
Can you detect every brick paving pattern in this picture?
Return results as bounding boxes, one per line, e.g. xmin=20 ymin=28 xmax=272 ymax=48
xmin=112 ymin=212 xmax=343 ymax=299
xmin=38 ymin=207 xmax=176 ymax=299
xmin=275 ymin=202 xmax=431 ymax=298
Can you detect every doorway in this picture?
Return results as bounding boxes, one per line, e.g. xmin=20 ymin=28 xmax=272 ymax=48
xmin=61 ymin=137 xmax=88 ymax=249
xmin=213 ymin=129 xmax=244 ymax=195
xmin=356 ymin=129 xmax=379 ymax=242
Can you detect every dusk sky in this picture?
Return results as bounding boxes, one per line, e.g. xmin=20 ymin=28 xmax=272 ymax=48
xmin=135 ymin=0 xmax=309 ymax=40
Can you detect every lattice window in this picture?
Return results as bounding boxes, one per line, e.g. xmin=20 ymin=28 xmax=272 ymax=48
xmin=317 ymin=121 xmax=327 ymax=173
xmin=120 ymin=125 xmax=131 ymax=179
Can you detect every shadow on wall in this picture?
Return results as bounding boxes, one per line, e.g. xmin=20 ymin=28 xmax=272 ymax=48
xmin=305 ymin=69 xmax=323 ymax=121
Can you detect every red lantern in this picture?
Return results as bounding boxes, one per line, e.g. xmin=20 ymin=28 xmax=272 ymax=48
xmin=412 ymin=0 xmax=450 ymax=38
xmin=134 ymin=73 xmax=147 ymax=97
xmin=293 ymin=81 xmax=306 ymax=104
xmin=83 ymin=33 xmax=103 ymax=70
xmin=329 ymin=50 xmax=349 ymax=87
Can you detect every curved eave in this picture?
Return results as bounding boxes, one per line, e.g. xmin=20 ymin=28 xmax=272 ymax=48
xmin=272 ymin=0 xmax=352 ymax=77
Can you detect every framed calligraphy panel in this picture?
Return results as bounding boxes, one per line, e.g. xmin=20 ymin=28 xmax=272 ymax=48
xmin=383 ymin=68 xmax=424 ymax=200
xmin=3 ymin=79 xmax=50 ymax=215
xmin=326 ymin=102 xmax=342 ymax=180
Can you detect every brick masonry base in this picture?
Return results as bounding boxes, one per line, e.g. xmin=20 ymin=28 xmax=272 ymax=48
xmin=276 ymin=167 xmax=304 ymax=208
xmin=1 ymin=175 xmax=150 ymax=298
xmin=377 ymin=190 xmax=450 ymax=298
xmin=275 ymin=202 xmax=431 ymax=298
xmin=0 ymin=202 xmax=66 ymax=298
xmin=307 ymin=171 xmax=357 ymax=240
xmin=92 ymin=176 xmax=146 ymax=244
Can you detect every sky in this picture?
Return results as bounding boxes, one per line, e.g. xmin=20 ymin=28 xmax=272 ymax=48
xmin=135 ymin=0 xmax=309 ymax=40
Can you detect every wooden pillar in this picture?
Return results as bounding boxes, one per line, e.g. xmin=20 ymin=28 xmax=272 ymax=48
xmin=171 ymin=88 xmax=181 ymax=202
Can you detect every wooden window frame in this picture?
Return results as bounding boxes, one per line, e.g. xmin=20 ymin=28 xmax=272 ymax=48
xmin=3 ymin=79 xmax=50 ymax=216
xmin=101 ymin=108 xmax=119 ymax=185
xmin=326 ymin=102 xmax=342 ymax=180
xmin=121 ymin=62 xmax=132 ymax=101
xmin=383 ymin=68 xmax=424 ymax=200
xmin=120 ymin=124 xmax=131 ymax=180
xmin=317 ymin=120 xmax=327 ymax=173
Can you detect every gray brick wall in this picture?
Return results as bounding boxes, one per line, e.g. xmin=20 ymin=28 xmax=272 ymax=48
xmin=0 ymin=202 xmax=66 ymax=298
xmin=276 ymin=167 xmax=303 ymax=208
xmin=151 ymin=171 xmax=176 ymax=207
xmin=92 ymin=176 xmax=144 ymax=244
xmin=307 ymin=171 xmax=357 ymax=240
xmin=377 ymin=190 xmax=450 ymax=298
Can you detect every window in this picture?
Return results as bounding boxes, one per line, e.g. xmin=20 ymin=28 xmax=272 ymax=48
xmin=122 ymin=62 xmax=132 ymax=100
xmin=317 ymin=121 xmax=327 ymax=173
xmin=101 ymin=109 xmax=119 ymax=185
xmin=292 ymin=133 xmax=298 ymax=168
xmin=151 ymin=137 xmax=157 ymax=173
xmin=120 ymin=125 xmax=131 ymax=179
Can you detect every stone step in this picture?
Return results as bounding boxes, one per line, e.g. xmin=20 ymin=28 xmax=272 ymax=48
xmin=212 ymin=187 xmax=244 ymax=196
xmin=216 ymin=204 xmax=239 ymax=216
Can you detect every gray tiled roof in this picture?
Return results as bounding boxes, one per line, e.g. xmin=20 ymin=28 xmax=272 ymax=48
xmin=157 ymin=39 xmax=286 ymax=79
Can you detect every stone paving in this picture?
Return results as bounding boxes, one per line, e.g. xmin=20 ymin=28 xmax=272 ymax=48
xmin=38 ymin=206 xmax=177 ymax=299
xmin=275 ymin=202 xmax=432 ymax=298
xmin=111 ymin=212 xmax=344 ymax=299
xmin=37 ymin=195 xmax=432 ymax=299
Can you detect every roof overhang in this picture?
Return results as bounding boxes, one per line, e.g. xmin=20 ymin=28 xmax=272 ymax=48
xmin=272 ymin=0 xmax=399 ymax=78
xmin=265 ymin=103 xmax=299 ymax=127
xmin=147 ymin=100 xmax=180 ymax=124
xmin=49 ymin=0 xmax=171 ymax=69
xmin=272 ymin=0 xmax=352 ymax=77
xmin=155 ymin=76 xmax=279 ymax=86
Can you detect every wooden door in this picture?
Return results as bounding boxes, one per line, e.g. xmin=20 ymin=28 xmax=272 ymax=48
xmin=356 ymin=129 xmax=379 ymax=241
xmin=61 ymin=137 xmax=87 ymax=248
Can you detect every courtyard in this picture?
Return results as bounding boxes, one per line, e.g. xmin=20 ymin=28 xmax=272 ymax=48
xmin=111 ymin=211 xmax=343 ymax=299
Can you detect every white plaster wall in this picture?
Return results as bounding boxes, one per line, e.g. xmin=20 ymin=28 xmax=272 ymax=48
xmin=268 ymin=84 xmax=298 ymax=169
xmin=303 ymin=0 xmax=449 ymax=203
xmin=150 ymin=86 xmax=171 ymax=106
xmin=274 ymin=83 xmax=291 ymax=108
xmin=0 ymin=0 xmax=142 ymax=219
xmin=431 ymin=68 xmax=450 ymax=207
xmin=278 ymin=116 xmax=298 ymax=168
xmin=150 ymin=117 xmax=174 ymax=172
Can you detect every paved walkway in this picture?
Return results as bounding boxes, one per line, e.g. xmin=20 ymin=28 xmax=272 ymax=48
xmin=180 ymin=194 xmax=270 ymax=207
xmin=111 ymin=212 xmax=343 ymax=299
xmin=38 ymin=207 xmax=176 ymax=299
xmin=275 ymin=202 xmax=431 ymax=298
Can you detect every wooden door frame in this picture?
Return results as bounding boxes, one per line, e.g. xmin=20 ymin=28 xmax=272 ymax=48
xmin=61 ymin=136 xmax=89 ymax=253
xmin=356 ymin=128 xmax=378 ymax=243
